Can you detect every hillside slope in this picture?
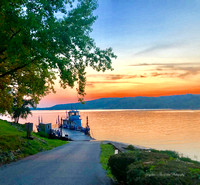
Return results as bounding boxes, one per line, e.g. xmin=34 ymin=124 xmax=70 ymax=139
xmin=0 ymin=120 xmax=67 ymax=165
xmin=36 ymin=94 xmax=200 ymax=110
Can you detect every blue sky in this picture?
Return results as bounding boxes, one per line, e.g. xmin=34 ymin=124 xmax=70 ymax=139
xmin=91 ymin=0 xmax=200 ymax=58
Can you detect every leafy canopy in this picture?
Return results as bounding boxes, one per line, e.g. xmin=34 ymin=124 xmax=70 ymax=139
xmin=0 ymin=0 xmax=116 ymax=114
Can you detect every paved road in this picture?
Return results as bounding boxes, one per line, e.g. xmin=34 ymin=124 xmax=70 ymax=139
xmin=0 ymin=141 xmax=112 ymax=185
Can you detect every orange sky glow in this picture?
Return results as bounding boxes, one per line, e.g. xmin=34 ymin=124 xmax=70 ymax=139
xmin=38 ymin=61 xmax=200 ymax=107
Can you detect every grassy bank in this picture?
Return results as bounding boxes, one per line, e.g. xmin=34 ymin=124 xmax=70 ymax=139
xmin=0 ymin=119 xmax=67 ymax=165
xmin=100 ymin=143 xmax=115 ymax=178
xmin=101 ymin=144 xmax=200 ymax=185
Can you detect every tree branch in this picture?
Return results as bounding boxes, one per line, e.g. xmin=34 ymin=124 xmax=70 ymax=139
xmin=9 ymin=29 xmax=21 ymax=41
xmin=0 ymin=29 xmax=21 ymax=56
xmin=0 ymin=48 xmax=7 ymax=56
xmin=0 ymin=58 xmax=38 ymax=78
xmin=0 ymin=56 xmax=7 ymax=64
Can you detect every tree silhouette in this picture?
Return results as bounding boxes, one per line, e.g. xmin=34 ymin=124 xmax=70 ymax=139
xmin=12 ymin=99 xmax=36 ymax=123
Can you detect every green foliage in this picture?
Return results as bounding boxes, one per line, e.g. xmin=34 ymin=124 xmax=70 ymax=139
xmin=126 ymin=145 xmax=136 ymax=151
xmin=108 ymin=146 xmax=200 ymax=185
xmin=11 ymin=98 xmax=36 ymax=123
xmin=100 ymin=143 xmax=115 ymax=178
xmin=0 ymin=0 xmax=117 ymax=114
xmin=0 ymin=119 xmax=67 ymax=165
xmin=151 ymin=149 xmax=179 ymax=159
xmin=35 ymin=131 xmax=49 ymax=138
xmin=180 ymin=157 xmax=200 ymax=164
xmin=189 ymin=168 xmax=200 ymax=177
xmin=108 ymin=152 xmax=137 ymax=182
xmin=127 ymin=160 xmax=200 ymax=185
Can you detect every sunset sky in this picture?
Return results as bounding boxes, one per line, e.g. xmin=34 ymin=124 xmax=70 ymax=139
xmin=39 ymin=0 xmax=200 ymax=107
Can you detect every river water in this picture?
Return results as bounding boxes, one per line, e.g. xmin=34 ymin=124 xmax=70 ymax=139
xmin=1 ymin=109 xmax=200 ymax=161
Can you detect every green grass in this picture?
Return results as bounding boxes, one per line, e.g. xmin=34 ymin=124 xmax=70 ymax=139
xmin=0 ymin=119 xmax=68 ymax=165
xmin=100 ymin=143 xmax=115 ymax=178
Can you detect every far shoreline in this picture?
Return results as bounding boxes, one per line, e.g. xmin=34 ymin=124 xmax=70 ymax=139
xmin=31 ymin=108 xmax=200 ymax=111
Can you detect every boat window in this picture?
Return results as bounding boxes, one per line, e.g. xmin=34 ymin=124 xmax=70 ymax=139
xmin=69 ymin=112 xmax=79 ymax=116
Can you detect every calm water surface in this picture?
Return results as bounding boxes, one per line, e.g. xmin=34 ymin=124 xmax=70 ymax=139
xmin=2 ymin=110 xmax=200 ymax=161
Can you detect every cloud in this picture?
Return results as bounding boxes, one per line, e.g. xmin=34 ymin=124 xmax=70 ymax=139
xmin=86 ymin=83 xmax=95 ymax=88
xmin=128 ymin=62 xmax=200 ymax=78
xmin=104 ymin=74 xmax=138 ymax=80
xmin=151 ymin=72 xmax=179 ymax=78
xmin=177 ymin=67 xmax=200 ymax=78
xmin=87 ymin=81 xmax=143 ymax=84
xmin=155 ymin=68 xmax=163 ymax=71
xmin=86 ymin=81 xmax=143 ymax=87
xmin=128 ymin=62 xmax=200 ymax=67
xmin=88 ymin=74 xmax=146 ymax=80
xmin=88 ymin=63 xmax=200 ymax=84
xmin=155 ymin=64 xmax=200 ymax=78
xmin=133 ymin=41 xmax=186 ymax=56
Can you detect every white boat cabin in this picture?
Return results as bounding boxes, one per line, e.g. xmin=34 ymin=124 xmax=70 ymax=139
xmin=62 ymin=110 xmax=82 ymax=130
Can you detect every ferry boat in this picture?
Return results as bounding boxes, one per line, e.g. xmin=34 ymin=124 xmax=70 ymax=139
xmin=61 ymin=110 xmax=90 ymax=135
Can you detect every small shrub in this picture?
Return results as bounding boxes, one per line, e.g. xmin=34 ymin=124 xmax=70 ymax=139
xmin=127 ymin=163 xmax=146 ymax=185
xmin=126 ymin=145 xmax=136 ymax=151
xmin=159 ymin=150 xmax=179 ymax=159
xmin=180 ymin=157 xmax=193 ymax=163
xmin=108 ymin=153 xmax=137 ymax=182
xmin=189 ymin=168 xmax=200 ymax=177
xmin=36 ymin=131 xmax=49 ymax=138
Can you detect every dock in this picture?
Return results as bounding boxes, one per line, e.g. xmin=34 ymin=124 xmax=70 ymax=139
xmin=62 ymin=128 xmax=94 ymax=141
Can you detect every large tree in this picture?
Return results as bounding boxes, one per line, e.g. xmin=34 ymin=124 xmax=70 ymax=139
xmin=0 ymin=0 xmax=116 ymax=114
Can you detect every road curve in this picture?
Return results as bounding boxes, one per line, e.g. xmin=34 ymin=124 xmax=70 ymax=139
xmin=0 ymin=141 xmax=112 ymax=185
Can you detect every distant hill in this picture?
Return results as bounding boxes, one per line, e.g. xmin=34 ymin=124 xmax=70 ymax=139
xmin=34 ymin=94 xmax=200 ymax=110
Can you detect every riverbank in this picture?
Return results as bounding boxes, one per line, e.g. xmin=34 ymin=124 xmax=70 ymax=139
xmin=0 ymin=119 xmax=67 ymax=166
xmin=100 ymin=142 xmax=200 ymax=185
